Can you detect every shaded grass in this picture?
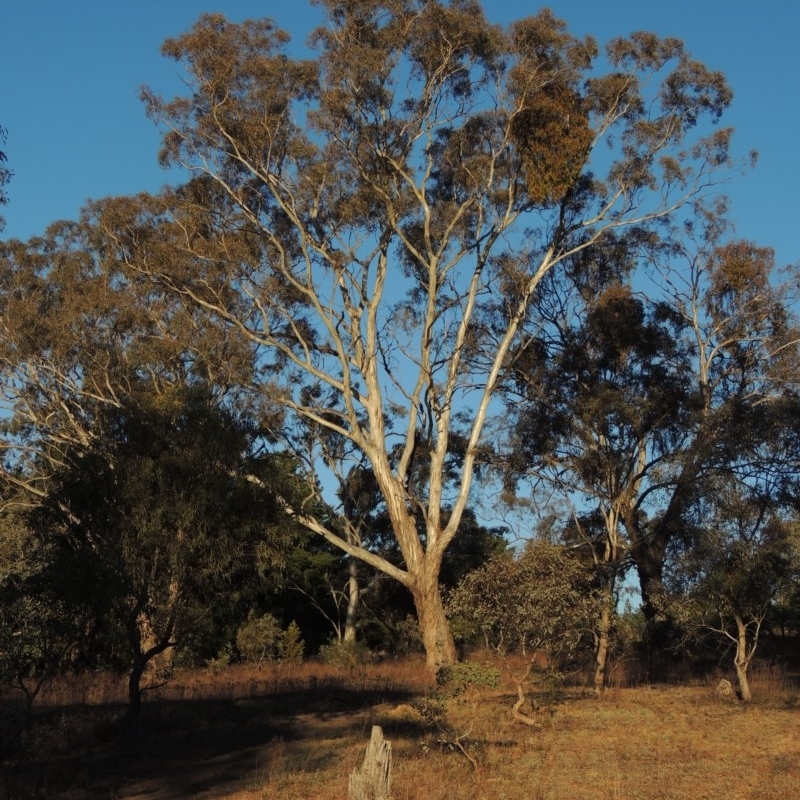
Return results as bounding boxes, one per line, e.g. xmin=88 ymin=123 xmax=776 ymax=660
xmin=2 ymin=659 xmax=799 ymax=800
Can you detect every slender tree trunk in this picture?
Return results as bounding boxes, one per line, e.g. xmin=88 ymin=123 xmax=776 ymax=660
xmin=733 ymin=615 xmax=753 ymax=702
xmin=123 ymin=655 xmax=147 ymax=750
xmin=128 ymin=658 xmax=146 ymax=725
xmin=594 ymin=586 xmax=614 ymax=697
xmin=411 ymin=571 xmax=457 ymax=669
xmin=123 ymin=603 xmax=177 ymax=747
xmin=344 ymin=557 xmax=359 ymax=644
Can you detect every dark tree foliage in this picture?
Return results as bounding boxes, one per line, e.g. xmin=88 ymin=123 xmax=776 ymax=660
xmin=31 ymin=385 xmax=303 ymax=731
xmin=663 ymin=474 xmax=798 ymax=700
xmin=0 ymin=501 xmax=81 ymax=757
xmin=502 ymin=205 xmax=800 ymax=681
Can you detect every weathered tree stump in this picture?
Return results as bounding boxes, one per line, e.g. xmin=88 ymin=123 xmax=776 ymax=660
xmin=348 ymin=725 xmax=392 ymax=800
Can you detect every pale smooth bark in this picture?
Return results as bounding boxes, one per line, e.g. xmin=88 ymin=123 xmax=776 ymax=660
xmin=733 ymin=613 xmax=754 ymax=702
xmin=343 ymin=557 xmax=360 ymax=645
xmin=117 ymin=10 xmax=738 ymax=666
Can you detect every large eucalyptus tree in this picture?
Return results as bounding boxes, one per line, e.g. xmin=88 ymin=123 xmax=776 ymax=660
xmin=63 ymin=2 xmax=733 ymax=666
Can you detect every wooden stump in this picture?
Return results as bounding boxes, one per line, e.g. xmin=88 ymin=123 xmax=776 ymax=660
xmin=348 ymin=725 xmax=392 ymax=800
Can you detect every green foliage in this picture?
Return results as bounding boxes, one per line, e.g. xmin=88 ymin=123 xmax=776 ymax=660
xmin=448 ymin=541 xmax=597 ymax=662
xmin=438 ymin=509 xmax=509 ymax=589
xmin=0 ymin=505 xmax=86 ymax=700
xmin=24 ymin=385 xmax=306 ymax=722
xmin=279 ymin=621 xmax=305 ymax=664
xmin=665 ymin=488 xmax=797 ymax=629
xmin=0 ymin=593 xmax=74 ymax=692
xmin=436 ymin=661 xmax=501 ymax=697
xmin=411 ymin=696 xmax=449 ymax=729
xmin=317 ymin=639 xmax=370 ymax=668
xmin=278 ymin=536 xmax=353 ymax=648
xmin=206 ymin=644 xmax=233 ymax=676
xmin=235 ymin=611 xmax=283 ymax=667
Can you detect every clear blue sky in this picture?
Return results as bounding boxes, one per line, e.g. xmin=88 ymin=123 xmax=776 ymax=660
xmin=1 ymin=0 xmax=798 ymax=268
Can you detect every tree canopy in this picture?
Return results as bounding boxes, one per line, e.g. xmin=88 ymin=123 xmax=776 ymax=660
xmin=30 ymin=385 xmax=304 ymax=724
xmin=74 ymin=1 xmax=739 ymax=666
xmin=3 ymin=2 xmax=794 ymax=677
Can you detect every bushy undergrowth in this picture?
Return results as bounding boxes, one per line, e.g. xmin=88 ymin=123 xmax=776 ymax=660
xmin=317 ymin=639 xmax=372 ymax=669
xmin=234 ymin=612 xmax=305 ymax=670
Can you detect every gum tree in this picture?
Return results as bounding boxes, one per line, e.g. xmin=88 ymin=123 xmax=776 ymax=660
xmin=664 ymin=475 xmax=797 ymax=702
xmin=502 ymin=205 xmax=800 ymax=681
xmin=0 ymin=208 xmax=254 ymax=510
xmin=504 ymin=272 xmax=694 ymax=692
xmin=630 ymin=210 xmax=800 ymax=627
xmin=33 ymin=386 xmax=302 ymax=731
xmin=103 ymin=1 xmax=734 ymax=666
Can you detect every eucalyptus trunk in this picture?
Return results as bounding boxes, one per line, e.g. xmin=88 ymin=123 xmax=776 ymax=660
xmin=343 ymin=557 xmax=360 ymax=645
xmin=411 ymin=570 xmax=457 ymax=669
xmin=733 ymin=614 xmax=753 ymax=702
xmin=594 ymin=586 xmax=614 ymax=697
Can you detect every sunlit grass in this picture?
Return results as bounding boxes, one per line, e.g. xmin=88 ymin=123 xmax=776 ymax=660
xmin=3 ymin=657 xmax=798 ymax=799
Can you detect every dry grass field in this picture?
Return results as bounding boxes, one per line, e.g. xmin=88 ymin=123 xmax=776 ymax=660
xmin=2 ymin=658 xmax=799 ymax=800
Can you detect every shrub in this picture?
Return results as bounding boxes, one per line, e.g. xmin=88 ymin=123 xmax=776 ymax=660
xmin=318 ymin=639 xmax=370 ymax=669
xmin=206 ymin=644 xmax=233 ymax=675
xmin=235 ymin=611 xmax=282 ymax=668
xmin=279 ymin=621 xmax=305 ymax=664
xmin=436 ymin=661 xmax=500 ymax=697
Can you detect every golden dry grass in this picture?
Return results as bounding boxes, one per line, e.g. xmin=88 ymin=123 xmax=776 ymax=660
xmin=3 ymin=659 xmax=799 ymax=800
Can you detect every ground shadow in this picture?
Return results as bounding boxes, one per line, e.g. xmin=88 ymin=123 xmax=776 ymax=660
xmin=2 ymin=679 xmax=426 ymax=800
